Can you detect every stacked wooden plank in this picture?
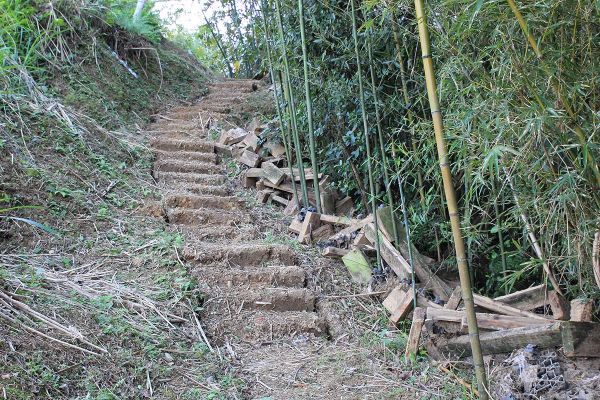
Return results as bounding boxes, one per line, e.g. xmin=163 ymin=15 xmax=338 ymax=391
xmin=214 ymin=121 xmax=599 ymax=361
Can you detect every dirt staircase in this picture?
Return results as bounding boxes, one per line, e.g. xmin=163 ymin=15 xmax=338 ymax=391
xmin=149 ymin=80 xmax=328 ymax=350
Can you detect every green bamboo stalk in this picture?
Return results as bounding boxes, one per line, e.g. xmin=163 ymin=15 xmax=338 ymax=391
xmin=366 ymin=36 xmax=400 ymax=245
xmin=297 ymin=0 xmax=322 ymax=213
xmin=260 ymin=0 xmax=300 ymax=208
xmin=351 ymin=0 xmax=382 ymax=271
xmin=506 ymin=0 xmax=600 ymax=189
xmin=413 ymin=1 xmax=489 ymax=397
xmin=390 ymin=17 xmax=426 ymax=205
xmin=274 ymin=0 xmax=310 ymax=207
xmin=490 ymin=175 xmax=508 ymax=293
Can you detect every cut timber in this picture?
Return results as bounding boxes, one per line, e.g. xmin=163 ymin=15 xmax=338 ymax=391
xmin=255 ymin=179 xmax=266 ymax=191
xmin=289 ymin=218 xmax=302 ymax=234
xmin=328 ymin=215 xmax=374 ymax=241
xmin=283 ymin=198 xmax=299 ymax=216
xmin=549 ymin=291 xmax=570 ymax=320
xmin=257 ymin=189 xmax=274 ymax=204
xmin=261 ymin=161 xmax=286 ymax=185
xmin=245 ymin=168 xmax=263 ymax=178
xmin=364 ymin=224 xmax=451 ymax=302
xmin=335 ymin=196 xmax=354 ymax=216
xmin=445 ymin=287 xmax=462 ymax=310
xmin=383 ymin=288 xmax=415 ymax=323
xmin=426 ymin=307 xmax=552 ymax=330
xmin=363 ymin=223 xmax=410 ymax=280
xmin=298 ymin=212 xmax=321 ymax=244
xmin=263 ymin=181 xmax=316 ymax=203
xmin=376 ymin=206 xmax=405 ymax=243
xmin=438 ymin=323 xmax=562 ymax=357
xmin=312 ymin=224 xmax=334 ymax=242
xmin=242 ymin=132 xmax=260 ymax=151
xmin=237 ymin=150 xmax=261 ymax=167
xmin=353 ymin=232 xmax=369 ymax=247
xmin=319 ymin=214 xmax=356 ymax=226
xmin=405 ymin=307 xmax=426 ymax=361
xmin=219 ymin=127 xmax=248 ymax=145
xmin=320 ymin=190 xmax=336 ymax=215
xmin=341 ymin=249 xmax=371 ymax=284
xmin=473 ymin=294 xmax=549 ymax=320
xmin=213 ymin=143 xmax=233 ymax=157
xmin=242 ymin=173 xmax=257 ymax=188
xmin=322 ymin=247 xmax=350 ymax=258
xmin=271 ymin=194 xmax=289 ymax=207
xmin=570 ymin=299 xmax=594 ymax=322
xmin=265 ymin=141 xmax=286 ymax=157
xmin=494 ymin=284 xmax=549 ymax=310
xmin=561 ymin=321 xmax=600 ymax=357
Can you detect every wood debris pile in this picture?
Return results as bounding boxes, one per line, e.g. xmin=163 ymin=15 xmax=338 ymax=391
xmin=215 ymin=119 xmax=599 ymax=362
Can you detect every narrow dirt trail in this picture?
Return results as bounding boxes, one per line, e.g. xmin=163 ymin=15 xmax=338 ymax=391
xmin=145 ymin=79 xmax=421 ymax=399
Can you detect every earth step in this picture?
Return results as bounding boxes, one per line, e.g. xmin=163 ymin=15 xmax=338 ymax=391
xmin=181 ymin=225 xmax=261 ymax=241
xmin=150 ymin=137 xmax=213 ymax=152
xmin=211 ymin=288 xmax=316 ymax=312
xmin=155 ymin=150 xmax=216 ymax=163
xmin=209 ymin=311 xmax=327 ymax=341
xmin=168 ymin=111 xmax=206 ymax=120
xmin=167 ymin=208 xmax=250 ymax=226
xmin=165 ymin=195 xmax=244 ymax=210
xmin=154 ymin=160 xmax=222 ymax=175
xmin=156 ymin=172 xmax=226 ymax=186
xmin=195 ymin=266 xmax=306 ymax=288
xmin=182 ymin=243 xmax=296 ymax=266
xmin=176 ymin=184 xmax=229 ymax=197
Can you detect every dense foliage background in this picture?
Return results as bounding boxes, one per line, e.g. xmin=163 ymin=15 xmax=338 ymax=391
xmin=198 ymin=0 xmax=600 ymax=300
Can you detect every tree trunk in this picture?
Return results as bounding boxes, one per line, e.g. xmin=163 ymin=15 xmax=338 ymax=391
xmin=133 ymin=0 xmax=146 ymax=21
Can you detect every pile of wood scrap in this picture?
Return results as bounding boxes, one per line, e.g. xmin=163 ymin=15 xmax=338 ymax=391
xmin=214 ymin=120 xmax=599 ymax=362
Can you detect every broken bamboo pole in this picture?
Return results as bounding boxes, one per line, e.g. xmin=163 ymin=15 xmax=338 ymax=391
xmin=413 ymin=0 xmax=489 ymax=396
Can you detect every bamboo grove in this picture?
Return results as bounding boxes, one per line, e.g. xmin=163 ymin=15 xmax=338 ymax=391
xmin=218 ymin=0 xmax=599 ymax=342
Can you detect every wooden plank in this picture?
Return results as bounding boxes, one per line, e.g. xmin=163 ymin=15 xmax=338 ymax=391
xmin=353 ymin=232 xmax=369 ymax=246
xmin=256 ymin=189 xmax=274 ymax=204
xmin=473 ymin=294 xmax=549 ymax=320
xmin=319 ymin=214 xmax=357 ymax=226
xmin=320 ymin=190 xmax=337 ymax=215
xmin=237 ymin=150 xmax=261 ymax=167
xmin=444 ymin=287 xmax=462 ymax=310
xmin=341 ymin=249 xmax=371 ymax=284
xmin=322 ymin=247 xmax=350 ymax=258
xmin=298 ymin=212 xmax=320 ymax=243
xmin=283 ymin=197 xmax=299 ymax=216
xmin=494 ymin=284 xmax=549 ymax=310
xmin=335 ymin=196 xmax=354 ymax=216
xmin=549 ymin=291 xmax=570 ymax=320
xmin=376 ymin=206 xmax=405 ymax=243
xmin=312 ymin=224 xmax=334 ymax=241
xmin=383 ymin=288 xmax=406 ymax=313
xmin=271 ymin=194 xmax=289 ymax=207
xmin=426 ymin=307 xmax=552 ymax=330
xmin=264 ymin=141 xmax=286 ymax=157
xmin=255 ymin=179 xmax=266 ymax=191
xmin=289 ymin=218 xmax=302 ymax=234
xmin=405 ymin=307 xmax=427 ymax=360
xmin=213 ymin=143 xmax=233 ymax=157
xmin=363 ymin=223 xmax=411 ymax=280
xmin=242 ymin=173 xmax=257 ymax=188
xmin=244 ymin=168 xmax=263 ymax=178
xmin=327 ymin=215 xmax=374 ymax=241
xmin=242 ymin=132 xmax=260 ymax=151
xmin=570 ymin=299 xmax=593 ymax=322
xmin=261 ymin=161 xmax=286 ymax=185
xmin=219 ymin=127 xmax=248 ymax=145
xmin=438 ymin=323 xmax=562 ymax=357
xmin=561 ymin=321 xmax=600 ymax=357
xmin=364 ymin=223 xmax=452 ymax=302
xmin=263 ymin=180 xmax=316 ymax=203
xmin=390 ymin=291 xmax=415 ymax=323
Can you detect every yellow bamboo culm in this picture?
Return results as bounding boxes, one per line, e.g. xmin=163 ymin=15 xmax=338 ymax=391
xmin=413 ymin=0 xmax=489 ymax=398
